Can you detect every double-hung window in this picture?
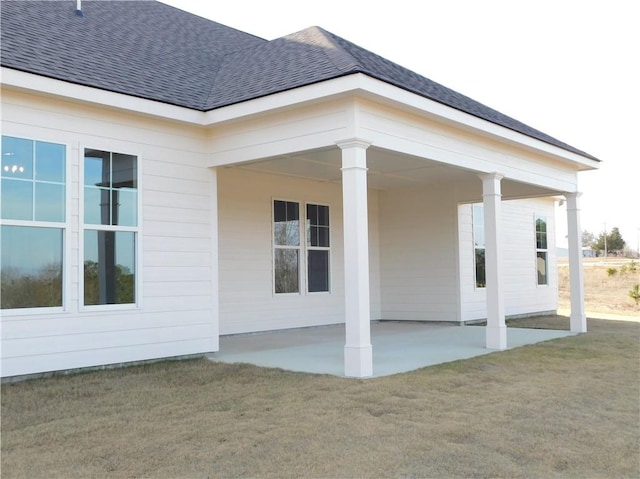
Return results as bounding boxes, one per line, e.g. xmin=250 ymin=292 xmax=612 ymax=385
xmin=1 ymin=136 xmax=66 ymax=310
xmin=472 ymin=203 xmax=486 ymax=288
xmin=306 ymin=203 xmax=330 ymax=292
xmin=83 ymin=149 xmax=138 ymax=306
xmin=273 ymin=200 xmax=300 ymax=294
xmin=535 ymin=215 xmax=548 ymax=285
xmin=273 ymin=200 xmax=330 ymax=294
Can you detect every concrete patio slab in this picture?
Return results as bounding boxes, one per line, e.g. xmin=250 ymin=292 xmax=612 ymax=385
xmin=207 ymin=321 xmax=578 ymax=378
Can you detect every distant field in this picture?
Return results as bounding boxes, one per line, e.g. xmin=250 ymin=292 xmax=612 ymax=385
xmin=558 ymin=258 xmax=640 ymax=315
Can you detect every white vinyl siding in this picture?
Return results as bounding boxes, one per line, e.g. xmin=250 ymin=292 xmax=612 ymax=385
xmin=378 ymin=186 xmax=459 ymax=322
xmin=458 ymin=198 xmax=557 ymax=322
xmin=218 ymin=167 xmax=382 ymax=335
xmin=0 ymin=90 xmax=217 ymax=377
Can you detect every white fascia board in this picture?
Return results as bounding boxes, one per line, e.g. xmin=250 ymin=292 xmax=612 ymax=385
xmin=2 ymin=68 xmax=598 ymax=171
xmin=1 ymin=68 xmax=204 ymax=125
xmin=204 ymin=73 xmax=599 ymax=171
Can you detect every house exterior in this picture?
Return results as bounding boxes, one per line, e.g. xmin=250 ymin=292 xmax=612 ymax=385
xmin=0 ymin=0 xmax=598 ymax=378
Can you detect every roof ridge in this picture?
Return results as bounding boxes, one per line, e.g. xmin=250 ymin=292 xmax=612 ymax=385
xmin=302 ymin=26 xmax=363 ymax=74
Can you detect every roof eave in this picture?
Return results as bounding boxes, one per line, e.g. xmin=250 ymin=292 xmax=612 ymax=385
xmin=203 ymin=73 xmax=600 ymax=170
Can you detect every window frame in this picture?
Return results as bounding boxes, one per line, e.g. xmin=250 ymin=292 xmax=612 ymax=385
xmin=472 ymin=203 xmax=486 ymax=289
xmin=305 ymin=201 xmax=331 ymax=294
xmin=271 ymin=198 xmax=332 ymax=296
xmin=535 ymin=214 xmax=549 ymax=286
xmin=80 ymin=146 xmax=142 ymax=311
xmin=272 ymin=198 xmax=302 ymax=295
xmin=0 ymin=135 xmax=69 ymax=315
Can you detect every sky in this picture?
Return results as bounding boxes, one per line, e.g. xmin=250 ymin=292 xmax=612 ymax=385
xmin=162 ymin=0 xmax=639 ymax=252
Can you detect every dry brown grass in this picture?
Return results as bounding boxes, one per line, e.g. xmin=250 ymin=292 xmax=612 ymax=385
xmin=558 ymin=259 xmax=640 ymax=315
xmin=2 ymin=317 xmax=639 ymax=479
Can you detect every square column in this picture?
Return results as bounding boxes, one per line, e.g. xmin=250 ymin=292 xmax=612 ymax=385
xmin=480 ymin=173 xmax=507 ymax=349
xmin=565 ymin=193 xmax=587 ymax=332
xmin=210 ymin=167 xmax=220 ymax=352
xmin=338 ymin=139 xmax=373 ymax=378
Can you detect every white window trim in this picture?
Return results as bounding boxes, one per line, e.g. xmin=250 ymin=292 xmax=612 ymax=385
xmin=535 ymin=214 xmax=549 ymax=287
xmin=472 ymin=203 xmax=486 ymax=290
xmin=79 ymin=145 xmax=143 ymax=311
xmin=0 ymin=135 xmax=70 ymax=315
xmin=304 ymin=201 xmax=331 ymax=295
xmin=272 ymin=197 xmax=302 ymax=296
xmin=271 ymin=198 xmax=332 ymax=296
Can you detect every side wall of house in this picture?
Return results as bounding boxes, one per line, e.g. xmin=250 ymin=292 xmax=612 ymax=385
xmin=377 ymin=185 xmax=460 ymax=321
xmin=217 ymin=167 xmax=382 ymax=335
xmin=458 ymin=197 xmax=558 ymax=321
xmin=1 ymin=90 xmax=218 ymax=377
xmin=377 ymin=186 xmax=558 ymax=322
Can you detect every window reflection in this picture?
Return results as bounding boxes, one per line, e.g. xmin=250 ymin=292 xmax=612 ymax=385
xmin=1 ymin=137 xmax=65 ymax=223
xmin=84 ymin=149 xmax=137 ymax=226
xmin=84 ymin=230 xmax=135 ymax=305
xmin=0 ymin=226 xmax=63 ymax=309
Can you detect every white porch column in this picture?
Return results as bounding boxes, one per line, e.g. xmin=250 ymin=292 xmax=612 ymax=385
xmin=338 ymin=139 xmax=373 ymax=378
xmin=480 ymin=173 xmax=507 ymax=350
xmin=565 ymin=192 xmax=587 ymax=332
xmin=210 ymin=167 xmax=220 ymax=351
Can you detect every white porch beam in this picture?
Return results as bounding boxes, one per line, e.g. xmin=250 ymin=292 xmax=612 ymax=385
xmin=565 ymin=192 xmax=587 ymax=332
xmin=480 ymin=173 xmax=507 ymax=349
xmin=338 ymin=138 xmax=373 ymax=378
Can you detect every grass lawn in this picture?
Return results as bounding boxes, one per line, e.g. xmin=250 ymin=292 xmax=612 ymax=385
xmin=1 ymin=316 xmax=639 ymax=478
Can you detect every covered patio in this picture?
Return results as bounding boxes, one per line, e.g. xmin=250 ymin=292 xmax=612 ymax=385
xmin=208 ymin=321 xmax=577 ymax=378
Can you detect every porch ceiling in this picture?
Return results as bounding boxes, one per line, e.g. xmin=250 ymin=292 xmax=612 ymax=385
xmin=228 ymin=146 xmax=473 ymax=189
xmin=225 ymin=146 xmax=560 ymax=198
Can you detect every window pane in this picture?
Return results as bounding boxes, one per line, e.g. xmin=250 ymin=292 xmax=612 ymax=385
xmin=2 ymin=136 xmax=33 ymax=179
xmin=1 ymin=225 xmax=63 ymax=309
xmin=473 ymin=204 xmax=485 ymax=248
xmin=35 ymin=141 xmax=65 ymax=182
xmin=112 ymin=153 xmax=137 ymax=189
xmin=84 ymin=230 xmax=136 ymax=305
xmin=307 ymin=204 xmax=330 ymax=247
xmin=113 ymin=188 xmax=137 ymax=226
xmin=1 ymin=179 xmax=33 ymax=220
xmin=308 ymin=250 xmax=329 ymax=292
xmin=84 ymin=151 xmax=110 ymax=187
xmin=317 ymin=226 xmax=330 ymax=247
xmin=306 ymin=203 xmax=317 ymax=225
xmin=84 ymin=187 xmax=111 ymax=225
xmin=317 ymin=205 xmax=329 ymax=226
xmin=536 ymin=217 xmax=547 ymax=249
xmin=475 ymin=248 xmax=486 ymax=288
xmin=274 ymin=200 xmax=287 ymax=223
xmin=35 ymin=182 xmax=65 ymax=222
xmin=274 ymin=249 xmax=299 ymax=294
xmin=537 ymin=251 xmax=548 ymax=285
xmin=274 ymin=200 xmax=299 ymax=246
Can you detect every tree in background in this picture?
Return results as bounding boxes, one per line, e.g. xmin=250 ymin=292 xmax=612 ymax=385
xmin=582 ymin=230 xmax=595 ymax=248
xmin=593 ymin=227 xmax=626 ymax=255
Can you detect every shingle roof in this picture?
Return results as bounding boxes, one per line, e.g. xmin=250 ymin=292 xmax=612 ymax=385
xmin=0 ymin=0 xmax=597 ymax=160
xmin=0 ymin=0 xmax=266 ymax=109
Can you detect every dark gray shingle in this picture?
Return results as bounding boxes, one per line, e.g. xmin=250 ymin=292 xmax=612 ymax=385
xmin=0 ymin=1 xmax=597 ymax=160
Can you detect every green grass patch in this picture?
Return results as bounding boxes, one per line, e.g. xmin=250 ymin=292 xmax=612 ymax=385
xmin=1 ymin=318 xmax=639 ymax=478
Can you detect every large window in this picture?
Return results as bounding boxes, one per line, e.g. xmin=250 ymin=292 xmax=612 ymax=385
xmin=472 ymin=203 xmax=486 ymax=288
xmin=273 ymin=200 xmax=300 ymax=294
xmin=535 ymin=215 xmax=548 ymax=285
xmin=1 ymin=136 xmax=66 ymax=309
xmin=83 ymin=149 xmax=137 ymax=305
xmin=306 ymin=203 xmax=330 ymax=292
xmin=273 ymin=200 xmax=330 ymax=294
